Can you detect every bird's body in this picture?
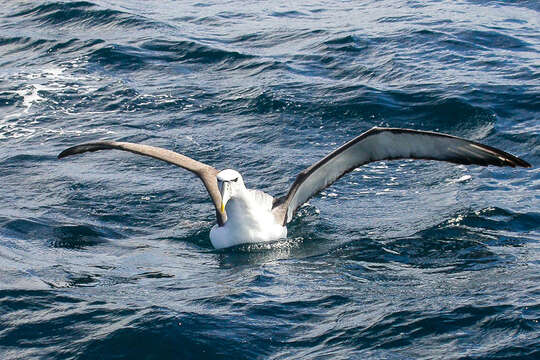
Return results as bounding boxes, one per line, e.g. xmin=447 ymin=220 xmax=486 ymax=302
xmin=57 ymin=127 xmax=531 ymax=249
xmin=209 ymin=186 xmax=286 ymax=249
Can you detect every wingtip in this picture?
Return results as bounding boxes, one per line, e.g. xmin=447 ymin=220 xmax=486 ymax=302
xmin=57 ymin=141 xmax=119 ymax=160
xmin=57 ymin=149 xmax=70 ymax=159
xmin=505 ymin=153 xmax=531 ymax=168
xmin=57 ymin=145 xmax=83 ymax=159
xmin=520 ymin=159 xmax=532 ymax=168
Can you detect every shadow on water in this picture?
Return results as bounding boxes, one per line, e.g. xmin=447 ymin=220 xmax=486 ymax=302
xmin=1 ymin=217 xmax=123 ymax=249
xmin=330 ymin=206 xmax=539 ymax=273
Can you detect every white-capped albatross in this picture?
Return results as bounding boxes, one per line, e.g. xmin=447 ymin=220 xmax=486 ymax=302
xmin=58 ymin=127 xmax=531 ymax=249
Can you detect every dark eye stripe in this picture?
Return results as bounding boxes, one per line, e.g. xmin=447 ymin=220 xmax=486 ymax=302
xmin=232 ymin=177 xmax=238 ymax=182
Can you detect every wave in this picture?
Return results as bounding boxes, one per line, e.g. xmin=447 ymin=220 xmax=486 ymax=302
xmin=140 ymin=39 xmax=253 ymax=64
xmin=10 ymin=1 xmax=160 ymax=30
xmin=0 ymin=35 xmax=104 ymax=62
xmin=321 ymin=34 xmax=370 ymax=54
xmin=210 ymin=84 xmax=502 ymax=134
xmin=303 ymin=26 xmax=536 ymax=87
xmin=0 ymin=36 xmax=55 ymax=58
xmin=82 ymin=38 xmax=260 ymax=71
xmin=348 ymin=303 xmax=539 ymax=358
xmin=327 ymin=207 xmax=538 ymax=273
xmin=1 ymin=217 xmax=123 ymax=249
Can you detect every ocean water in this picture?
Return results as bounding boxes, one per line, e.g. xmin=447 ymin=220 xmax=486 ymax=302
xmin=1 ymin=0 xmax=539 ymax=359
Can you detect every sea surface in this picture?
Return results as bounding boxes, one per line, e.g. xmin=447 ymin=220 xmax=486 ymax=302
xmin=0 ymin=1 xmax=539 ymax=359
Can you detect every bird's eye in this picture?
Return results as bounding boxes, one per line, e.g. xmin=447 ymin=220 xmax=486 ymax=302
xmin=232 ymin=177 xmax=238 ymax=182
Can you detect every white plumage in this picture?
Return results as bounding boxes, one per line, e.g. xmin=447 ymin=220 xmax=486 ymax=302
xmin=209 ymin=171 xmax=287 ymax=249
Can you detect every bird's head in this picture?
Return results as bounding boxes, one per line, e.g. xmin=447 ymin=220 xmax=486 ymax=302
xmin=217 ymin=169 xmax=245 ymax=213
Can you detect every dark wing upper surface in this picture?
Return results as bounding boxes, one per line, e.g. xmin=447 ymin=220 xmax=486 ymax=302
xmin=58 ymin=141 xmax=226 ymax=226
xmin=272 ymin=127 xmax=531 ymax=225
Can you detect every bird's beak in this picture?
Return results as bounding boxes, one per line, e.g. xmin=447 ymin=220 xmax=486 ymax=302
xmin=219 ymin=181 xmax=231 ymax=213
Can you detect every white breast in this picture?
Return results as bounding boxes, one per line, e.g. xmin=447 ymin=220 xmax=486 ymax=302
xmin=209 ymin=190 xmax=287 ymax=249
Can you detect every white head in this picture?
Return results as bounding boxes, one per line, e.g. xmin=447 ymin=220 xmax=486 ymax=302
xmin=217 ymin=169 xmax=245 ymax=213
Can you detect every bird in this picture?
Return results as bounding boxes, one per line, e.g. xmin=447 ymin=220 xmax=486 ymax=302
xmin=58 ymin=127 xmax=531 ymax=249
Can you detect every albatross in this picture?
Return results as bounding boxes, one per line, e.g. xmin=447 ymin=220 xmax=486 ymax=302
xmin=58 ymin=127 xmax=530 ymax=249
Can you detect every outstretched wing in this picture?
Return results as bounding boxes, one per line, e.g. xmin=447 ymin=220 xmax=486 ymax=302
xmin=272 ymin=127 xmax=531 ymax=225
xmin=58 ymin=141 xmax=226 ymax=226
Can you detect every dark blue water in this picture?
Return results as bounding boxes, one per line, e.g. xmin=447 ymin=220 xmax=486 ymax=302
xmin=1 ymin=1 xmax=539 ymax=359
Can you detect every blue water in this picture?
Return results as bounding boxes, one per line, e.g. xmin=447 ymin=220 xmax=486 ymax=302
xmin=1 ymin=1 xmax=539 ymax=359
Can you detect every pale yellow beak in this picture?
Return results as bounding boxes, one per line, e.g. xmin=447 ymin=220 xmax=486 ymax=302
xmin=219 ymin=181 xmax=231 ymax=213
